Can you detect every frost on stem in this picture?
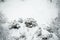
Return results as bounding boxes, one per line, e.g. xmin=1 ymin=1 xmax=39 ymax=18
xmin=36 ymin=28 xmax=42 ymax=37
xmin=24 ymin=18 xmax=38 ymax=28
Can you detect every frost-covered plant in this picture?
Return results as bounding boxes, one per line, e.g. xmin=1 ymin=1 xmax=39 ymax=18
xmin=48 ymin=17 xmax=60 ymax=40
xmin=24 ymin=18 xmax=38 ymax=28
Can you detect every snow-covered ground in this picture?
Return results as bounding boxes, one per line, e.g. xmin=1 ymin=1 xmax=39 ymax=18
xmin=0 ymin=0 xmax=59 ymax=40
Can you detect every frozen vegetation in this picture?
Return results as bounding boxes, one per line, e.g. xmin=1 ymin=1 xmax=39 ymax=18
xmin=0 ymin=0 xmax=60 ymax=40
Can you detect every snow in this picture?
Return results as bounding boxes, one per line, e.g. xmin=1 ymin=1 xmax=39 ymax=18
xmin=0 ymin=0 xmax=59 ymax=40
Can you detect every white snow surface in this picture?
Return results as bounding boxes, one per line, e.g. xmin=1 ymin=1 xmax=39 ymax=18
xmin=0 ymin=0 xmax=59 ymax=40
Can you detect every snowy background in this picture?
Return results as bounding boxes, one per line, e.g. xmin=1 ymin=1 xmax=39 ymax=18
xmin=0 ymin=0 xmax=60 ymax=40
